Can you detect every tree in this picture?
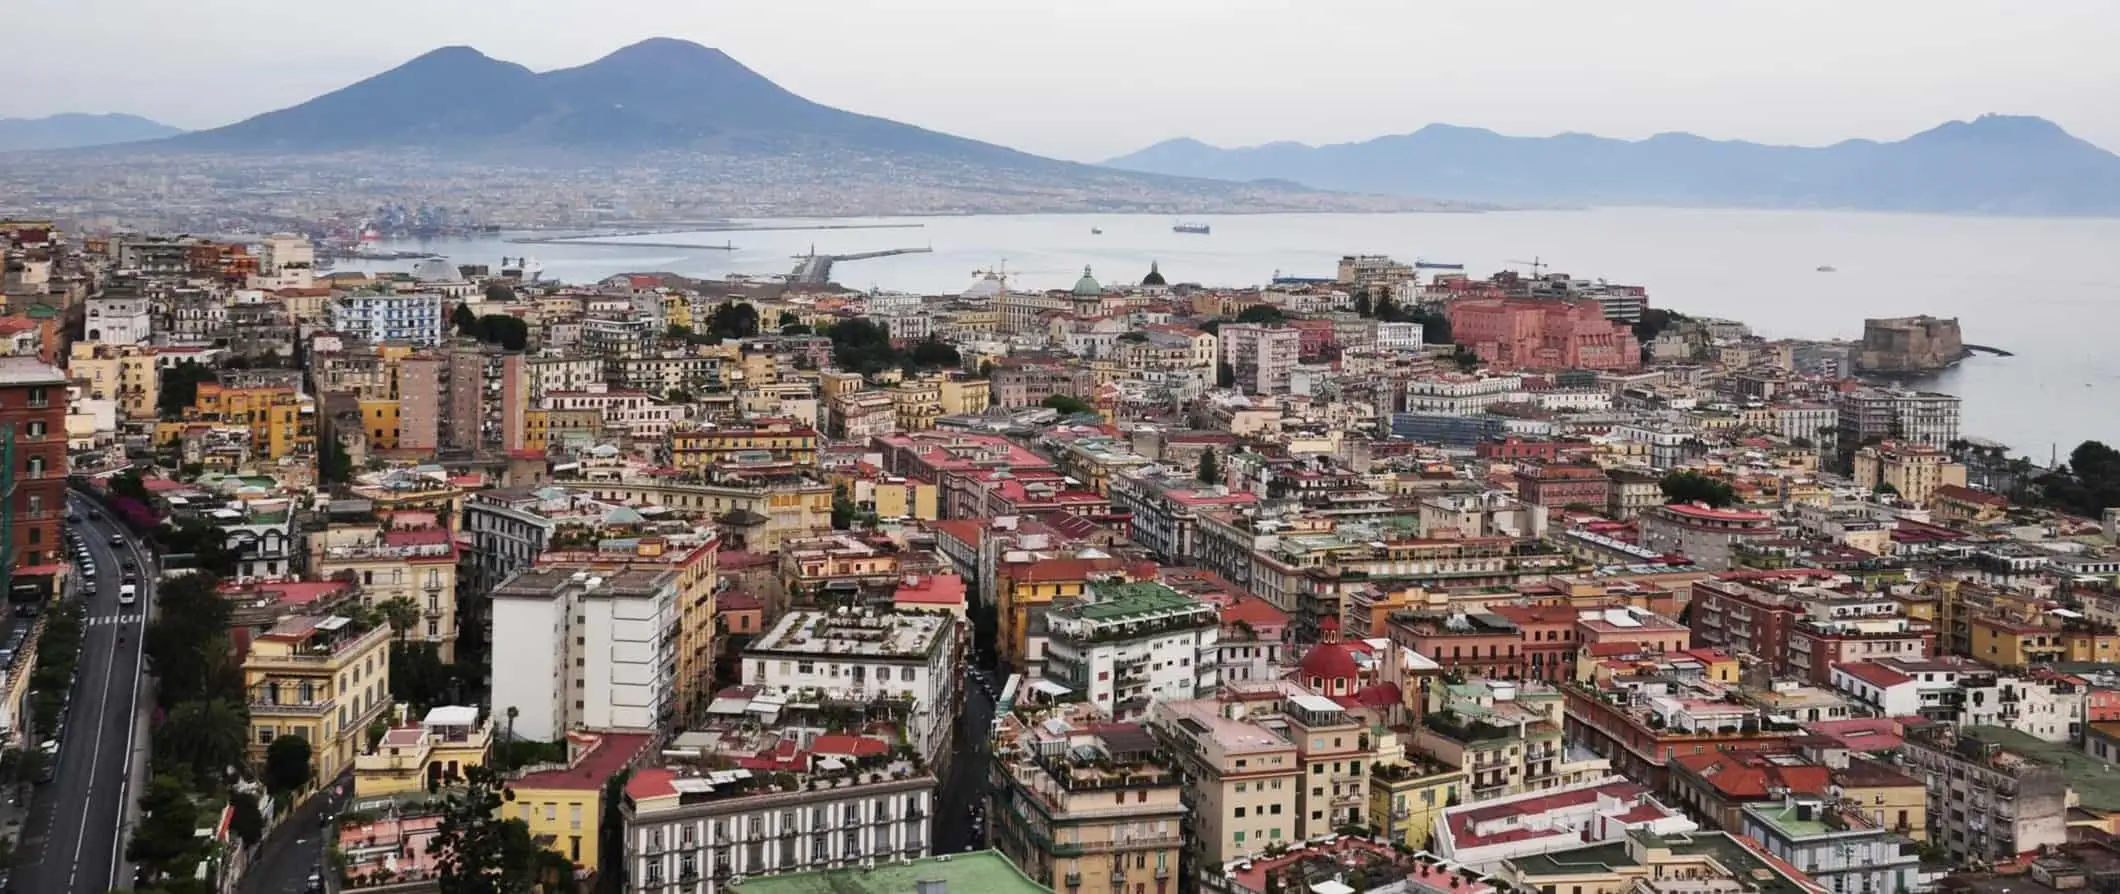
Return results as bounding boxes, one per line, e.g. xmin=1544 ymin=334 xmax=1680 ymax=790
xmin=1875 ymin=481 xmax=1901 ymax=497
xmin=128 ymin=774 xmax=203 ymax=880
xmin=430 ymin=765 xmax=544 ymax=894
xmin=452 ymin=303 xmax=480 ymax=334
xmin=1632 ymin=307 xmax=1690 ymax=343
xmin=110 ymin=469 xmax=153 ymax=504
xmin=1353 ymin=291 xmax=1373 ymax=317
xmin=665 ymin=387 xmax=694 ymax=404
xmin=377 ymin=596 xmax=422 ymax=642
xmin=1041 ymin=394 xmax=1094 ymax=416
xmin=776 ymin=310 xmax=798 ymax=328
xmin=263 ymin=734 xmax=314 ymax=797
xmin=473 ymin=314 xmax=529 ymax=351
xmin=144 ymin=574 xmax=236 ymax=708
xmin=978 ymin=360 xmax=996 ymax=380
xmin=1236 ymin=304 xmax=1287 ymax=324
xmin=1197 ymin=448 xmax=1221 ymax=485
xmin=1451 ymin=347 xmax=1481 ymax=372
xmin=483 ymin=282 xmax=516 ymax=303
xmin=665 ymin=323 xmax=695 ymax=341
xmin=157 ymin=698 xmax=249 ymax=787
xmin=1216 ymin=362 xmax=1236 ymax=389
xmin=320 ymin=435 xmax=355 ymax=484
xmin=228 ymin=788 xmax=265 ymax=847
xmin=907 ymin=334 xmax=961 ymax=369
xmin=828 ymin=318 xmax=899 ymax=375
xmin=158 ymin=360 xmax=216 ymax=418
xmin=1660 ymin=470 xmax=1737 ymax=508
xmin=831 ymin=483 xmax=856 ymax=531
xmin=156 ymin=517 xmax=236 ymax=578
xmin=780 ymin=322 xmax=812 ymax=336
xmin=707 ymin=301 xmax=760 ymax=340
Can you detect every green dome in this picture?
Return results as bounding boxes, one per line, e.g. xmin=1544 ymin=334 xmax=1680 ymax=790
xmin=1071 ymin=265 xmax=1102 ymax=297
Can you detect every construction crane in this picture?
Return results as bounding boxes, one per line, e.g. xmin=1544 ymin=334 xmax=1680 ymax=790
xmin=1506 ymin=257 xmax=1549 ymax=277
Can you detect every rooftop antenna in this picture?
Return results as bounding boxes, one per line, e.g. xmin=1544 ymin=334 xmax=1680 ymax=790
xmin=1505 ymin=257 xmax=1547 ymax=276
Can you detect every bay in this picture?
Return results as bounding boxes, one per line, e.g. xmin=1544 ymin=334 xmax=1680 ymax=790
xmin=346 ymin=208 xmax=2120 ymax=457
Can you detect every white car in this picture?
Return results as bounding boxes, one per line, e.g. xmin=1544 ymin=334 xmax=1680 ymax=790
xmin=118 ymin=584 xmax=136 ymax=606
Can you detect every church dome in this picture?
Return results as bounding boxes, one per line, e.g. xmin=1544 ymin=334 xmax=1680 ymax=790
xmin=1071 ymin=265 xmax=1102 ymax=297
xmin=1141 ymin=261 xmax=1167 ymax=288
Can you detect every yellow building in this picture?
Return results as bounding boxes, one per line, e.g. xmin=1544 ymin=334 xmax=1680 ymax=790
xmin=669 ymin=420 xmax=820 ymax=471
xmin=1970 ymin=613 xmax=2120 ymax=668
xmin=524 ymin=407 xmax=602 ymax=454
xmin=938 ymin=378 xmax=990 ymax=415
xmin=66 ymin=342 xmax=159 ymax=420
xmin=539 ymin=534 xmax=721 ymax=722
xmin=506 ymin=730 xmax=651 ymax=870
xmin=889 ymin=377 xmax=943 ymax=432
xmin=990 ymin=706 xmax=1186 ymax=894
xmin=1368 ymin=759 xmax=1463 ymax=850
xmin=312 ymin=527 xmax=463 ymax=661
xmin=1837 ymin=758 xmax=1927 ymax=843
xmin=1851 ymin=440 xmax=1966 ymax=507
xmin=662 ymin=292 xmax=693 ymax=331
xmin=357 ymin=398 xmax=402 ymax=450
xmin=244 ymin=613 xmax=393 ymax=792
xmin=176 ymin=383 xmax=317 ymax=460
xmin=352 ymin=706 xmax=493 ymax=798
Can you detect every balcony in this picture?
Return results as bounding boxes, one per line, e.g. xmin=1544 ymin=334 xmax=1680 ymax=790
xmin=1064 ymin=873 xmax=1082 ymax=889
xmin=251 ymin=698 xmax=334 ymax=716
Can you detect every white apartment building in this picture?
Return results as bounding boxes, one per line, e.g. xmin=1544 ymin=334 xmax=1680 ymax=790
xmin=524 ymin=354 xmax=606 ymax=401
xmin=1374 ymin=321 xmax=1426 ymax=354
xmin=740 ymin=610 xmax=963 ymax=762
xmin=1217 ymin=324 xmax=1300 ymax=395
xmin=1042 ymin=582 xmax=1221 ymax=719
xmin=490 ymin=567 xmax=680 ymax=741
xmin=250 ymin=233 xmax=316 ymax=290
xmin=1401 ymin=374 xmax=1524 ymax=415
xmin=332 ymin=291 xmax=444 ymax=346
xmin=83 ymin=296 xmax=153 ymax=346
xmin=624 ymin=763 xmax=935 ymax=892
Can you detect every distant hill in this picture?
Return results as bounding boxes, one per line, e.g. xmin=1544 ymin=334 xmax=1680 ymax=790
xmin=153 ymin=39 xmax=1137 ymax=172
xmin=0 ymin=113 xmax=183 ymax=151
xmin=1104 ymin=116 xmax=2120 ymax=214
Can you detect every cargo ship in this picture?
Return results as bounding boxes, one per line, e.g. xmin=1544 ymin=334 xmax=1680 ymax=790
xmin=1415 ymin=260 xmax=1464 ymax=270
xmin=1172 ymin=222 xmax=1211 ymax=235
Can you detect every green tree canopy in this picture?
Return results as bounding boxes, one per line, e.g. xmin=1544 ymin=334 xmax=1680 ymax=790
xmin=157 ymin=698 xmax=249 ymax=787
xmin=707 ymin=301 xmax=761 ymax=340
xmin=127 ymin=774 xmax=204 ymax=880
xmin=158 ymin=360 xmax=216 ymax=418
xmin=452 ymin=303 xmax=480 ymax=334
xmin=483 ymin=282 xmax=516 ymax=303
xmin=473 ymin=314 xmax=529 ymax=351
xmin=263 ymin=733 xmax=314 ymax=796
xmin=1660 ymin=470 xmax=1737 ymax=508
xmin=829 ymin=318 xmax=899 ymax=375
xmin=1236 ymin=304 xmax=1288 ymax=324
xmin=1197 ymin=448 xmax=1222 ymax=484
xmin=1042 ymin=394 xmax=1095 ymax=416
xmin=430 ymin=765 xmax=546 ymax=894
xmin=907 ymin=334 xmax=962 ymax=369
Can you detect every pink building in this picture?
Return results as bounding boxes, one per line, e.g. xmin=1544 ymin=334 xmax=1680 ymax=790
xmin=1449 ymin=298 xmax=1641 ymax=371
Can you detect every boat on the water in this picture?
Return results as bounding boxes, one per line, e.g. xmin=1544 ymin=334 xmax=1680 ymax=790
xmin=1817 ymin=265 xmax=1838 ymax=273
xmin=1090 ymin=227 xmax=1103 ymax=235
xmin=1415 ymin=260 xmax=1465 ymax=270
xmin=1173 ymin=222 xmax=1211 ymax=235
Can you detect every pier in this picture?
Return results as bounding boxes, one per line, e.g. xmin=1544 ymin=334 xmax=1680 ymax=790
xmin=790 ymin=247 xmax=933 ymax=285
xmin=1965 ymin=344 xmax=2015 ymax=358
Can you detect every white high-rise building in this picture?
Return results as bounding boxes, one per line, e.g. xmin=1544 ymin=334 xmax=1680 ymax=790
xmin=251 ymin=233 xmax=316 ymax=290
xmin=489 ymin=567 xmax=680 ymax=741
xmin=1042 ymin=581 xmax=1220 ymax=719
xmin=331 ymin=291 xmax=444 ymax=346
xmin=740 ymin=609 xmax=964 ymax=762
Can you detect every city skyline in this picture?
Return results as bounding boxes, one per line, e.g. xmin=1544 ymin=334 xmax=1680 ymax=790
xmin=7 ymin=0 xmax=2119 ymax=162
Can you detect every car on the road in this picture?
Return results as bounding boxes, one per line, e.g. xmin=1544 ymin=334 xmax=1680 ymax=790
xmin=305 ymin=873 xmax=324 ymax=894
xmin=107 ymin=534 xmax=123 ymax=546
xmin=65 ymin=513 xmax=79 ymax=523
xmin=118 ymin=584 xmax=136 ymax=606
xmin=86 ymin=509 xmax=101 ymax=520
xmin=120 ymin=557 xmax=135 ymax=570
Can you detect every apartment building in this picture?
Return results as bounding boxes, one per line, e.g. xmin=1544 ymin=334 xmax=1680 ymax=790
xmin=989 ymin=706 xmax=1184 ymax=894
xmin=1636 ymin=503 xmax=1778 ymax=571
xmin=1739 ymin=797 xmax=1920 ymax=894
xmin=1834 ymin=388 xmax=1960 ymax=467
xmin=1561 ymin=674 xmax=1802 ymax=791
xmin=331 ymin=290 xmax=444 ymax=345
xmin=1042 ymin=581 xmax=1220 ymax=719
xmin=623 ymin=750 xmax=935 ymax=892
xmin=740 ymin=609 xmax=963 ymax=763
xmin=1216 ymin=324 xmax=1299 ymax=395
xmin=170 ymin=382 xmax=316 ymax=461
xmin=351 ymin=705 xmax=493 ymax=798
xmin=0 ymin=359 xmax=67 ymax=571
xmin=312 ymin=526 xmax=462 ymax=661
xmin=1897 ymin=724 xmax=2074 ymax=864
xmin=243 ymin=613 xmax=393 ymax=790
xmin=65 ymin=342 xmax=159 ymax=420
xmin=1367 ymin=757 xmax=1464 ymax=850
xmin=489 ymin=568 xmax=681 ymax=741
xmin=1149 ymin=699 xmax=1302 ymax=884
xmin=1415 ymin=680 xmax=1607 ymax=803
xmin=1851 ymin=440 xmax=1965 ymax=507
xmin=510 ymin=730 xmax=655 ymax=871
xmin=670 ymin=421 xmax=820 ymax=472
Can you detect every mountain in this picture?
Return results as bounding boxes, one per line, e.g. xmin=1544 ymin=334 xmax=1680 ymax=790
xmin=1104 ymin=116 xmax=2120 ymax=214
xmin=0 ymin=113 xmax=183 ymax=151
xmin=155 ymin=39 xmax=1103 ymax=172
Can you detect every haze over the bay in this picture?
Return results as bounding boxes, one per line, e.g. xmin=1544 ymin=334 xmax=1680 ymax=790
xmin=8 ymin=0 xmax=2119 ymax=162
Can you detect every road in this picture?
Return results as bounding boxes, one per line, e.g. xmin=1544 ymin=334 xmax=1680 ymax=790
xmin=935 ymin=668 xmax=997 ymax=855
xmin=17 ymin=494 xmax=152 ymax=893
xmin=239 ymin=776 xmax=347 ymax=894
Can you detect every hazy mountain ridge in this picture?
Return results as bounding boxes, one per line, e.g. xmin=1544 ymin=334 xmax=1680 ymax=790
xmin=1104 ymin=115 xmax=2120 ymax=214
xmin=0 ymin=113 xmax=183 ymax=151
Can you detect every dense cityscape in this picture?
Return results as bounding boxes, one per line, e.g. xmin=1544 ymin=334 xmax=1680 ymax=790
xmin=3 ymin=216 xmax=2119 ymax=894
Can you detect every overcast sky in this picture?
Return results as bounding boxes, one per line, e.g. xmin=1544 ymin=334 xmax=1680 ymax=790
xmin=6 ymin=0 xmax=2115 ymax=161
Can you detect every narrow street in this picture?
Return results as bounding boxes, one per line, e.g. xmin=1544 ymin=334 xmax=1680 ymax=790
xmin=934 ymin=668 xmax=998 ymax=854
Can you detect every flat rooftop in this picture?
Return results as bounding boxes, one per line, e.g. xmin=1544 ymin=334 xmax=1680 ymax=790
xmin=750 ymin=609 xmax=950 ymax=659
xmin=737 ymin=851 xmax=1047 ymax=894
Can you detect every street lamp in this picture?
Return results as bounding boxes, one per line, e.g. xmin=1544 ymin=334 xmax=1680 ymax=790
xmin=504 ymin=706 xmax=518 ymax=771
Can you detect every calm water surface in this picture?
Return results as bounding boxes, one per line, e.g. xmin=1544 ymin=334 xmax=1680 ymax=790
xmin=349 ymin=208 xmax=2120 ymax=455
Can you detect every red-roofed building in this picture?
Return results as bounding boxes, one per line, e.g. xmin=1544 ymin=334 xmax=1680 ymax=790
xmin=510 ymin=730 xmax=654 ymax=868
xmin=1638 ymin=503 xmax=1779 ymax=571
xmin=1667 ymin=751 xmax=1830 ymax=831
xmin=1433 ymin=777 xmax=1693 ymax=869
xmin=893 ymin=572 xmax=967 ymax=617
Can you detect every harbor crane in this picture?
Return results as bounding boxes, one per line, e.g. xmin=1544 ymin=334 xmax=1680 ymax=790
xmin=1506 ymin=257 xmax=1549 ymax=277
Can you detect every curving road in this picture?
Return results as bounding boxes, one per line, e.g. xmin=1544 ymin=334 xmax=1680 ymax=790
xmin=17 ymin=492 xmax=152 ymax=893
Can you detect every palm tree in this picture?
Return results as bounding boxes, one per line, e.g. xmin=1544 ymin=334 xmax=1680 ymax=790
xmin=377 ymin=596 xmax=422 ymax=643
xmin=159 ymin=698 xmax=249 ymax=785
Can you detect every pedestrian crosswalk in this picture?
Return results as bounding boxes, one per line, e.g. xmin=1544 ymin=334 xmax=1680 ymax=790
xmin=87 ymin=614 xmax=141 ymax=627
